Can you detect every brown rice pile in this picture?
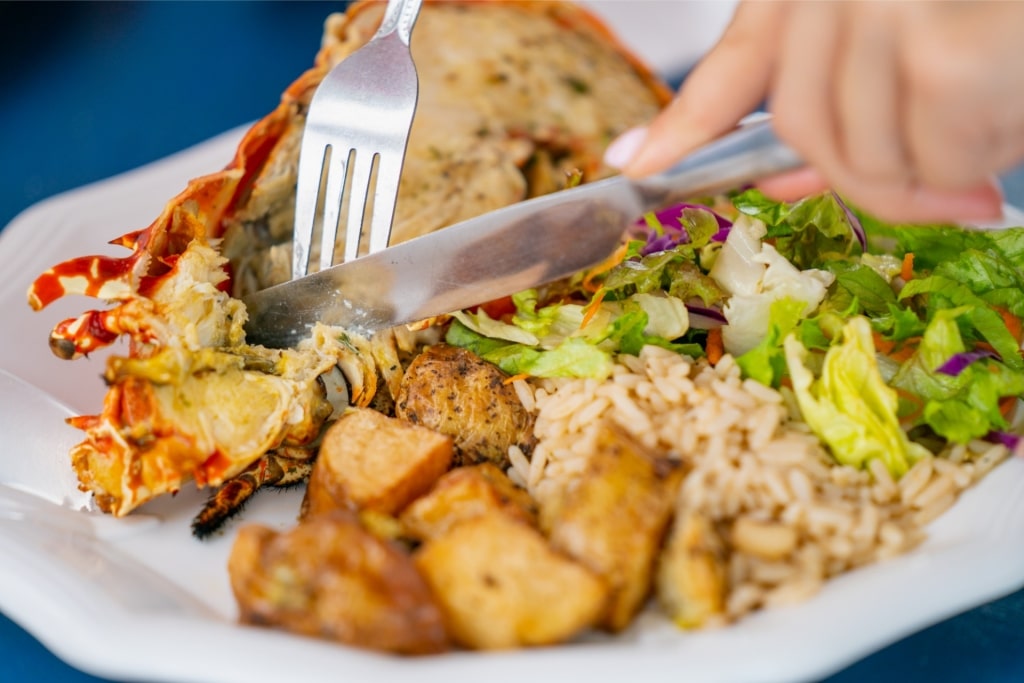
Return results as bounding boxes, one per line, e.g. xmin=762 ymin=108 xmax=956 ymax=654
xmin=507 ymin=345 xmax=1010 ymax=622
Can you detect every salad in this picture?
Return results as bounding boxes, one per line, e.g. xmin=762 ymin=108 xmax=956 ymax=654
xmin=448 ymin=189 xmax=1024 ymax=479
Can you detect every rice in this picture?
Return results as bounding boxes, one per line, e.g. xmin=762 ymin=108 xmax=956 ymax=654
xmin=510 ymin=345 xmax=1006 ymax=625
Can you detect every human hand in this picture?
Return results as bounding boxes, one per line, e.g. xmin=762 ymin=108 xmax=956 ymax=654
xmin=605 ymin=1 xmax=1024 ymax=223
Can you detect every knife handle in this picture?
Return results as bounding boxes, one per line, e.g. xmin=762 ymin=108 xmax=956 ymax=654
xmin=634 ymin=115 xmax=803 ymax=208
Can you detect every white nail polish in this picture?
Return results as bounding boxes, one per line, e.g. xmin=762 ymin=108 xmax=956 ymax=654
xmin=603 ymin=126 xmax=648 ymax=169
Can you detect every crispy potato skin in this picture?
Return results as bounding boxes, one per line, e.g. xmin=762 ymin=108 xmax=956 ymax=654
xmin=228 ymin=511 xmax=449 ymax=655
xmin=400 ymin=463 xmax=537 ymax=541
xmin=543 ymin=423 xmax=681 ymax=632
xmin=302 ymin=408 xmax=453 ymax=518
xmin=414 ymin=514 xmax=607 ymax=650
xmin=396 ymin=345 xmax=535 ymax=468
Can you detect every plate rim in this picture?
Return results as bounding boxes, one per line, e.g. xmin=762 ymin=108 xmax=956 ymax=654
xmin=2 ymin=129 xmax=1024 ymax=683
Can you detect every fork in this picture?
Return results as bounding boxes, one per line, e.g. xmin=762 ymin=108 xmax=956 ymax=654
xmin=291 ymin=0 xmax=423 ymax=279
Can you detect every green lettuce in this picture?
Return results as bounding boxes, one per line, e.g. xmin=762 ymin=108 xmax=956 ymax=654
xmin=735 ymin=297 xmax=806 ymax=387
xmin=785 ymin=316 xmax=931 ymax=477
xmin=825 ymin=262 xmax=898 ymax=317
xmin=891 ymin=307 xmax=1024 ymax=443
xmin=446 ymin=292 xmax=700 ymax=380
xmin=899 ymin=276 xmax=1023 ymax=369
xmin=445 ymin=320 xmax=614 ymax=379
xmin=731 ymin=189 xmax=862 ymax=268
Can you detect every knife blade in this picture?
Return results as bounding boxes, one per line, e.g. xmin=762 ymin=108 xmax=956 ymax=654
xmin=242 ymin=117 xmax=801 ymax=348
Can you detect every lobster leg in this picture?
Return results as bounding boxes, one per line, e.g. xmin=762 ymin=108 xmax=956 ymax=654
xmin=191 ymin=447 xmax=315 ymax=539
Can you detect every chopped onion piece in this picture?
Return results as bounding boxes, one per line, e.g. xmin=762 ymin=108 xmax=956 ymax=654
xmin=686 ymin=304 xmax=727 ymax=329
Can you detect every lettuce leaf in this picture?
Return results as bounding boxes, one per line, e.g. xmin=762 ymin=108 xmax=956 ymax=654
xmin=826 ymin=262 xmax=899 ymax=317
xmin=731 ymin=189 xmax=862 ymax=268
xmin=899 ymin=276 xmax=1023 ymax=368
xmin=785 ymin=316 xmax=931 ymax=477
xmin=736 ymin=297 xmax=806 ymax=386
xmin=446 ymin=292 xmax=699 ymax=380
xmin=445 ymin=320 xmax=614 ymax=379
xmin=891 ymin=307 xmax=1024 ymax=443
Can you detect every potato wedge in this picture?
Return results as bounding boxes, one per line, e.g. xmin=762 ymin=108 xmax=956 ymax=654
xmin=396 ymin=344 xmax=535 ymax=467
xmin=414 ymin=514 xmax=607 ymax=650
xmin=303 ymin=407 xmax=453 ymax=518
xmin=228 ymin=511 xmax=448 ymax=655
xmin=543 ymin=422 xmax=681 ymax=632
xmin=401 ymin=463 xmax=537 ymax=541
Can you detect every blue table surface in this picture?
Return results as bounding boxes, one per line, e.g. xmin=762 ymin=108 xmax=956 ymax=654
xmin=2 ymin=3 xmax=1023 ymax=682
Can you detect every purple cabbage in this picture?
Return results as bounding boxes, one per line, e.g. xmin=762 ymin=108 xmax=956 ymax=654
xmin=985 ymin=430 xmax=1022 ymax=451
xmin=936 ymin=349 xmax=1001 ymax=376
xmin=633 ymin=203 xmax=733 ymax=256
xmin=711 ymin=225 xmax=732 ymax=243
xmin=831 ymin=191 xmax=867 ymax=252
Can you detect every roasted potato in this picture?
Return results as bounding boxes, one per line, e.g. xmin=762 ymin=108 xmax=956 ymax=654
xmin=228 ymin=511 xmax=449 ymax=655
xmin=400 ymin=463 xmax=537 ymax=541
xmin=543 ymin=423 xmax=681 ymax=632
xmin=414 ymin=514 xmax=607 ymax=650
xmin=395 ymin=344 xmax=536 ymax=467
xmin=656 ymin=510 xmax=728 ymax=628
xmin=303 ymin=408 xmax=452 ymax=518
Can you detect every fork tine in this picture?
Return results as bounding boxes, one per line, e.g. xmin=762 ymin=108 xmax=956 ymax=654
xmin=291 ymin=0 xmax=421 ymax=280
xmin=367 ymin=151 xmax=403 ymax=255
xmin=317 ymin=145 xmax=351 ymax=273
xmin=341 ymin=150 xmax=378 ymax=264
xmin=291 ymin=143 xmax=328 ymax=279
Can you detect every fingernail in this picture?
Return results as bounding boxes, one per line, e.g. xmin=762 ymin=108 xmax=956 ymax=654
xmin=604 ymin=126 xmax=648 ymax=170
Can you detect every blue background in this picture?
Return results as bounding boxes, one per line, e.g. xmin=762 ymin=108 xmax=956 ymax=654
xmin=1 ymin=3 xmax=1022 ymax=682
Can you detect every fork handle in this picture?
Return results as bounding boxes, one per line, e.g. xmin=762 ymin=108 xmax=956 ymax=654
xmin=375 ymin=0 xmax=423 ymax=45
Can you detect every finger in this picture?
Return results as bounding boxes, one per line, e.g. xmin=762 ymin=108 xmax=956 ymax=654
xmin=617 ymin=1 xmax=786 ymax=178
xmin=902 ymin=28 xmax=988 ymax=188
xmin=872 ymin=180 xmax=1004 ymax=224
xmin=767 ymin=3 xmax=967 ymax=225
xmin=900 ymin=4 xmax=1024 ymax=190
xmin=759 ymin=170 xmax=1003 ymax=224
xmin=757 ymin=167 xmax=830 ymax=202
xmin=769 ymin=2 xmax=843 ymax=180
xmin=835 ymin=3 xmax=909 ymax=183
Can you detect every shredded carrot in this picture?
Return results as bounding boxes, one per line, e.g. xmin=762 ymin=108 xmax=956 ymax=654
xmin=580 ymin=288 xmax=606 ymax=330
xmin=996 ymin=306 xmax=1024 ymax=344
xmin=705 ymin=327 xmax=724 ymax=365
xmin=873 ymin=331 xmax=919 ymax=363
xmin=895 ymin=388 xmax=925 ymax=425
xmin=582 ymin=242 xmax=629 ymax=293
xmin=900 ymin=252 xmax=915 ymax=281
xmin=872 ymin=331 xmax=895 ymax=355
xmin=1000 ymin=395 xmax=1017 ymax=420
xmin=503 ymin=372 xmax=530 ymax=385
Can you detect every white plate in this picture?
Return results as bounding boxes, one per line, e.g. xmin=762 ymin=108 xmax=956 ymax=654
xmin=2 ymin=128 xmax=1024 ymax=683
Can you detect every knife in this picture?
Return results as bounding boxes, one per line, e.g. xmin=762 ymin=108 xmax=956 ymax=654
xmin=242 ymin=117 xmax=801 ymax=348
